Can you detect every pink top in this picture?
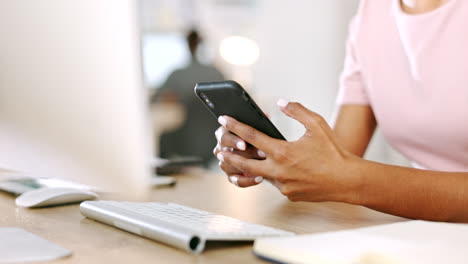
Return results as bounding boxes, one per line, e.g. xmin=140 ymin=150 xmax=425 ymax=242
xmin=337 ymin=0 xmax=468 ymax=172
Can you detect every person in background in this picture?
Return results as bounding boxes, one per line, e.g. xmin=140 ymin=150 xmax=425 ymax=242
xmin=152 ymin=29 xmax=225 ymax=166
xmin=214 ymin=0 xmax=468 ymax=222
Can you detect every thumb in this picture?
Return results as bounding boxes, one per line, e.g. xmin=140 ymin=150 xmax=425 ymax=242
xmin=277 ymin=99 xmax=327 ymax=131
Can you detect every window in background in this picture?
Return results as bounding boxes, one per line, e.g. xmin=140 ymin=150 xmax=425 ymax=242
xmin=219 ymin=35 xmax=259 ymax=66
xmin=142 ymin=33 xmax=190 ymax=89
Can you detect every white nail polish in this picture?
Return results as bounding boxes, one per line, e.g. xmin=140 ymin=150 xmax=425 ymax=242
xmin=230 ymin=176 xmax=239 ymax=187
xmin=277 ymin=99 xmax=290 ymax=108
xmin=236 ymin=141 xmax=246 ymax=151
xmin=257 ymin=150 xmax=266 ymax=158
xmin=254 ymin=176 xmax=264 ymax=183
xmin=218 ymin=116 xmax=227 ymax=126
xmin=217 ymin=153 xmax=224 ymax=162
xmin=215 ymin=129 xmax=222 ymax=141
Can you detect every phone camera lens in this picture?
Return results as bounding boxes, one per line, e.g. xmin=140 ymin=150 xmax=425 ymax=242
xmin=199 ymin=92 xmax=215 ymax=109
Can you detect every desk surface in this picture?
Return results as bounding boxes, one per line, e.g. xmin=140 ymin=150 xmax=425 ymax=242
xmin=0 ymin=169 xmax=405 ymax=264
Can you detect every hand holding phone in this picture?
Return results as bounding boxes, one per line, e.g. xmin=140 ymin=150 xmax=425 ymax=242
xmin=195 ymin=81 xmax=285 ymax=188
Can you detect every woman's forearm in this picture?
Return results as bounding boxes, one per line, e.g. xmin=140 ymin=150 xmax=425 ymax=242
xmin=348 ymin=157 xmax=468 ymax=222
xmin=333 ymin=105 xmax=377 ymax=157
xmin=333 ymin=106 xmax=468 ymax=222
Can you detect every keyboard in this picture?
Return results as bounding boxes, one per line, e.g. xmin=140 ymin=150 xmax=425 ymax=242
xmin=80 ymin=201 xmax=294 ymax=253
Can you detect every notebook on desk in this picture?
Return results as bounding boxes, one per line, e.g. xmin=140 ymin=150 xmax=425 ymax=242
xmin=254 ymin=220 xmax=468 ymax=264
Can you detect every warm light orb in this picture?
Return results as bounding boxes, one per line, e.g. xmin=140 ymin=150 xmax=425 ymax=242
xmin=219 ymin=36 xmax=260 ymax=66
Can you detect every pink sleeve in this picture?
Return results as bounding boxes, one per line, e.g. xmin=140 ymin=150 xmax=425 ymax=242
xmin=336 ymin=15 xmax=370 ymax=105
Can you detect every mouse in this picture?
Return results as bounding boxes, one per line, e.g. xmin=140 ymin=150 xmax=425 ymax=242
xmin=15 ymin=187 xmax=98 ymax=208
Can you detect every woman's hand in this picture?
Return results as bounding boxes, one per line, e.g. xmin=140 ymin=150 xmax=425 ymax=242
xmin=213 ymin=125 xmax=267 ymax=188
xmin=216 ymin=99 xmax=362 ymax=203
xmin=215 ymin=100 xmax=468 ymax=222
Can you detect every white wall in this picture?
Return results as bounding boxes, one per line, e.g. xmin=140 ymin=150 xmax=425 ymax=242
xmin=253 ymin=0 xmax=358 ymax=136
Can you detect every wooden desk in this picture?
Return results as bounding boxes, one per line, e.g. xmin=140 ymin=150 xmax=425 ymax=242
xmin=0 ymin=169 xmax=405 ymax=263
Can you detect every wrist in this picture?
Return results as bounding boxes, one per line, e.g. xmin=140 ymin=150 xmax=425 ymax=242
xmin=338 ymin=153 xmax=370 ymax=205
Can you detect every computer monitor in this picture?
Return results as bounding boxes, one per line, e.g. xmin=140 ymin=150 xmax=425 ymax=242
xmin=0 ymin=0 xmax=152 ymax=199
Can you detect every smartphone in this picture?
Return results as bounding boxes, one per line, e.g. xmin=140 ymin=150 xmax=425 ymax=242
xmin=194 ymin=80 xmax=285 ymax=140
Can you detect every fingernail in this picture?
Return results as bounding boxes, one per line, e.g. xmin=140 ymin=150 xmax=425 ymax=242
xmin=230 ymin=176 xmax=239 ymax=187
xmin=217 ymin=153 xmax=224 ymax=162
xmin=254 ymin=176 xmax=264 ymax=183
xmin=215 ymin=129 xmax=222 ymax=140
xmin=218 ymin=116 xmax=227 ymax=126
xmin=222 ymin=147 xmax=234 ymax=152
xmin=277 ymin=98 xmax=289 ymax=108
xmin=257 ymin=149 xmax=266 ymax=158
xmin=236 ymin=141 xmax=246 ymax=151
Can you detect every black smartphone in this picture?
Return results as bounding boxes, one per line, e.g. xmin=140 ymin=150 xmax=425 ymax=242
xmin=194 ymin=80 xmax=285 ymax=140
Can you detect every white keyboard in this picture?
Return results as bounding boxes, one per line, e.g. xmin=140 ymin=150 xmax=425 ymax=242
xmin=80 ymin=201 xmax=294 ymax=253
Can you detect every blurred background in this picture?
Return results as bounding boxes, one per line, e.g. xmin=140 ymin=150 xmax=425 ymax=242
xmin=142 ymin=0 xmax=410 ymax=170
